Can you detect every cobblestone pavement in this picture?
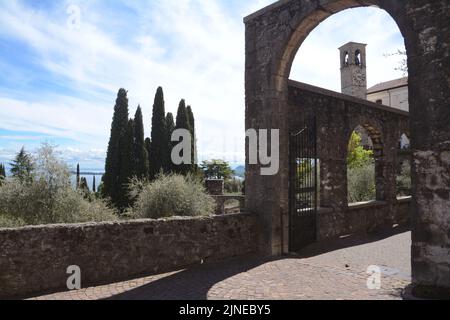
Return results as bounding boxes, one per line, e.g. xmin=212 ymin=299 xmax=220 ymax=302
xmin=30 ymin=229 xmax=412 ymax=300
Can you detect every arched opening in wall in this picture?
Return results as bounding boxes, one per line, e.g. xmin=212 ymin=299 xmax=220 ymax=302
xmin=347 ymin=126 xmax=376 ymax=204
xmin=287 ymin=7 xmax=406 ymax=212
xmin=289 ymin=7 xmax=406 ymax=95
xmin=281 ymin=6 xmax=409 ymax=254
xmin=344 ymin=52 xmax=349 ymax=66
xmin=396 ymin=133 xmax=412 ymax=198
xmin=355 ymin=50 xmax=362 ymax=66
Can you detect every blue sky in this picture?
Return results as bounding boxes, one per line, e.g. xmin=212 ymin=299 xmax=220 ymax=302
xmin=0 ymin=0 xmax=405 ymax=170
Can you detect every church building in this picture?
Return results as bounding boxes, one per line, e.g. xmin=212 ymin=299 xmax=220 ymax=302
xmin=367 ymin=77 xmax=409 ymax=112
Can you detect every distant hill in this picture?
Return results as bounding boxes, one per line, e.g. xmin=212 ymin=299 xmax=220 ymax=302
xmin=233 ymin=165 xmax=245 ymax=178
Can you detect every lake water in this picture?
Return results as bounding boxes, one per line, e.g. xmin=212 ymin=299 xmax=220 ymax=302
xmin=70 ymin=173 xmax=104 ymax=192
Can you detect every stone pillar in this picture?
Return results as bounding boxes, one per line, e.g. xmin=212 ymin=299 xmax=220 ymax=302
xmin=245 ymin=13 xmax=291 ymax=256
xmin=318 ymin=112 xmax=348 ymax=211
xmin=205 ymin=180 xmax=224 ymax=196
xmin=407 ymin=1 xmax=450 ymax=298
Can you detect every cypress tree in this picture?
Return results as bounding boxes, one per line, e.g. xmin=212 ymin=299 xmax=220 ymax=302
xmin=76 ymin=163 xmax=80 ymax=189
xmin=116 ymin=118 xmax=134 ymax=208
xmin=79 ymin=177 xmax=89 ymax=191
xmin=0 ymin=163 xmax=5 ymax=178
xmin=132 ymin=106 xmax=149 ymax=179
xmin=92 ymin=175 xmax=96 ymax=193
xmin=166 ymin=112 xmax=175 ymax=173
xmin=79 ymin=177 xmax=90 ymax=199
xmin=149 ymin=87 xmax=169 ymax=179
xmin=145 ymin=137 xmax=152 ymax=177
xmin=103 ymin=88 xmax=131 ymax=209
xmin=174 ymin=99 xmax=191 ymax=175
xmin=10 ymin=147 xmax=34 ymax=182
xmin=0 ymin=163 xmax=5 ymax=185
xmin=186 ymin=106 xmax=197 ymax=172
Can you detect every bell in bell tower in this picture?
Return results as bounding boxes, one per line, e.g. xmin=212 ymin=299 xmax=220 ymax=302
xmin=339 ymin=42 xmax=367 ymax=99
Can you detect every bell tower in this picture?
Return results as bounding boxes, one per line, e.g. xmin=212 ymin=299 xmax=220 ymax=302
xmin=339 ymin=42 xmax=367 ymax=99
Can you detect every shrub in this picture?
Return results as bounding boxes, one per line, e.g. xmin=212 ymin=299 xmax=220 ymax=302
xmin=0 ymin=143 xmax=118 ymax=228
xmin=347 ymin=132 xmax=374 ymax=170
xmin=200 ymin=160 xmax=234 ymax=180
xmin=0 ymin=177 xmax=117 ymax=227
xmin=129 ymin=173 xmax=215 ymax=219
xmin=224 ymin=178 xmax=244 ymax=194
xmin=348 ymin=163 xmax=376 ymax=203
xmin=0 ymin=214 xmax=26 ymax=229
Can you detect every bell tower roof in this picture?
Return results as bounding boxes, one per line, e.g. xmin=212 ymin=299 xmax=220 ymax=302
xmin=338 ymin=42 xmax=367 ymax=50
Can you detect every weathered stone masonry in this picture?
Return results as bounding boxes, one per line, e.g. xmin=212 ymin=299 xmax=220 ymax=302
xmin=244 ymin=0 xmax=450 ymax=295
xmin=0 ymin=213 xmax=258 ymax=299
xmin=288 ymin=81 xmax=410 ymax=209
xmin=287 ymin=81 xmax=411 ymax=240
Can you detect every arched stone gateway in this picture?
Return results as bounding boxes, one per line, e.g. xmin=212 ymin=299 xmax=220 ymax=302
xmin=244 ymin=0 xmax=449 ymax=297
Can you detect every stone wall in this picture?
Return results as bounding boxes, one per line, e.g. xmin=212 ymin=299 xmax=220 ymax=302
xmin=0 ymin=213 xmax=258 ymax=299
xmin=317 ymin=198 xmax=412 ymax=241
xmin=288 ymin=81 xmax=410 ymax=211
xmin=244 ymin=0 xmax=449 ymax=296
xmin=212 ymin=195 xmax=246 ymax=215
xmin=205 ymin=180 xmax=224 ymax=195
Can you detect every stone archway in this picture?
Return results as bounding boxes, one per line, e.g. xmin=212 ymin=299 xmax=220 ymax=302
xmin=244 ymin=0 xmax=449 ymax=295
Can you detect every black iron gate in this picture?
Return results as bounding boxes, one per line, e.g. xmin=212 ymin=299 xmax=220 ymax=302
xmin=289 ymin=115 xmax=318 ymax=252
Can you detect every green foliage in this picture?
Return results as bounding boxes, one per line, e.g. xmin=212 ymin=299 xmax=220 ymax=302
xmin=186 ymin=105 xmax=197 ymax=171
xmin=174 ymin=99 xmax=192 ymax=175
xmin=347 ymin=132 xmax=376 ymax=203
xmin=348 ymin=163 xmax=376 ymax=203
xmin=166 ymin=112 xmax=175 ymax=173
xmin=9 ymin=147 xmax=34 ymax=182
xmin=96 ymin=180 xmax=104 ymax=198
xmin=76 ymin=163 xmax=80 ymax=188
xmin=347 ymin=132 xmax=374 ymax=170
xmin=200 ymin=160 xmax=234 ymax=180
xmin=224 ymin=178 xmax=244 ymax=195
xmin=149 ymin=87 xmax=169 ymax=179
xmin=102 ymin=87 xmax=199 ymax=209
xmin=118 ymin=119 xmax=134 ymax=208
xmin=0 ymin=215 xmax=26 ymax=228
xmin=35 ymin=143 xmax=71 ymax=190
xmin=79 ymin=177 xmax=90 ymax=198
xmin=145 ymin=138 xmax=151 ymax=168
xmin=0 ymin=163 xmax=5 ymax=185
xmin=0 ymin=163 xmax=5 ymax=177
xmin=128 ymin=173 xmax=215 ymax=219
xmin=0 ymin=144 xmax=117 ymax=228
xmin=104 ymin=88 xmax=133 ymax=210
xmin=296 ymin=160 xmax=314 ymax=185
xmin=132 ymin=106 xmax=149 ymax=179
xmin=176 ymin=99 xmax=189 ymax=130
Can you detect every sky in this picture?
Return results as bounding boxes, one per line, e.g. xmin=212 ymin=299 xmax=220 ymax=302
xmin=0 ymin=0 xmax=406 ymax=171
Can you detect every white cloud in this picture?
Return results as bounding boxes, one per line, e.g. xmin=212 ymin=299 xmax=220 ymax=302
xmin=291 ymin=7 xmax=406 ymax=91
xmin=0 ymin=1 xmax=405 ymax=167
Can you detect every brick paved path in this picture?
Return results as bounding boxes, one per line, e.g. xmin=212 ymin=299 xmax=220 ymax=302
xmin=30 ymin=229 xmax=412 ymax=300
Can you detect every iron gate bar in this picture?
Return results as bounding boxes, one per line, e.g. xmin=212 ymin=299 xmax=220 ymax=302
xmin=289 ymin=115 xmax=318 ymax=252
